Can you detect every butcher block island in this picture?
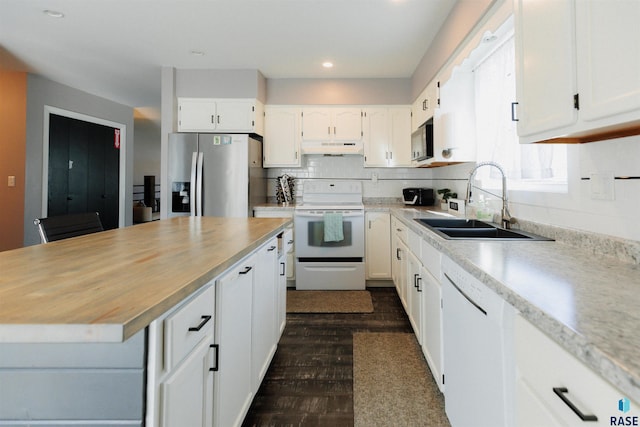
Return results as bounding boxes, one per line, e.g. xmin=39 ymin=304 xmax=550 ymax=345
xmin=0 ymin=216 xmax=292 ymax=427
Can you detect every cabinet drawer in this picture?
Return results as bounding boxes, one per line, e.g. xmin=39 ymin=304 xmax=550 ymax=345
xmin=392 ymin=217 xmax=408 ymax=244
xmin=515 ymin=315 xmax=636 ymax=425
xmin=164 ymin=285 xmax=215 ymax=371
xmin=421 ymin=239 xmax=441 ymax=279
xmin=407 ymin=228 xmax=421 ymax=258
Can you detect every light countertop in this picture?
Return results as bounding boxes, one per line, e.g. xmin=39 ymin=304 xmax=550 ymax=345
xmin=0 ymin=216 xmax=292 ymax=343
xmin=391 ymin=208 xmax=640 ymax=403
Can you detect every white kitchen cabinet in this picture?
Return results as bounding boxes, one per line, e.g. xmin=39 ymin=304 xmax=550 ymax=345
xmin=363 ymin=106 xmax=412 ymax=167
xmin=412 ymin=79 xmax=439 ymax=132
xmin=278 ymin=228 xmax=294 ymax=336
xmin=160 ymin=338 xmax=213 ymax=427
xmin=263 ymin=106 xmax=301 ymax=167
xmin=178 ymin=98 xmax=262 ymax=134
xmin=252 ymin=238 xmax=279 ymax=389
xmin=301 ymin=107 xmax=362 ymax=142
xmin=406 ymin=249 xmax=423 ymax=345
xmin=515 ymin=315 xmax=638 ymax=427
xmin=514 ymin=0 xmax=640 ymax=143
xmin=430 ymin=68 xmax=476 ymax=165
xmin=365 ymin=211 xmax=392 ymax=279
xmin=214 ymin=254 xmax=256 ymax=427
xmin=391 ymin=217 xmax=409 ymax=310
xmin=147 ymin=284 xmax=216 ymax=427
xmin=420 ymin=238 xmax=444 ymax=392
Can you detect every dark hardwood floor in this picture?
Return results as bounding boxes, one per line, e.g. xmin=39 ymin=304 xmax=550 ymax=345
xmin=242 ymin=287 xmax=413 ymax=427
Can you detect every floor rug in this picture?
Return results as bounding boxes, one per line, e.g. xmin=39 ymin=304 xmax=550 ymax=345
xmin=286 ymin=290 xmax=374 ymax=313
xmin=353 ymin=332 xmax=450 ymax=427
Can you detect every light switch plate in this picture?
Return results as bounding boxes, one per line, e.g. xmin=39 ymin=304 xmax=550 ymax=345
xmin=7 ymin=175 xmax=15 ymax=187
xmin=590 ymin=172 xmax=615 ymax=201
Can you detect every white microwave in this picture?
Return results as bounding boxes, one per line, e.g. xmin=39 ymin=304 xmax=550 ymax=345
xmin=411 ymin=117 xmax=434 ymax=162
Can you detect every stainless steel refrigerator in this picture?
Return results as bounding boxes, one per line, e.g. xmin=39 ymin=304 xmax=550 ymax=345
xmin=168 ymin=133 xmax=266 ymax=217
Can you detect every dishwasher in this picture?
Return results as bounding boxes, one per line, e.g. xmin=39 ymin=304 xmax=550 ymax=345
xmin=442 ymin=255 xmax=515 ymax=427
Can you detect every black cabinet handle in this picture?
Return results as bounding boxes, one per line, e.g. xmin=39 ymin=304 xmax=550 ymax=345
xmin=268 ymin=245 xmax=276 ymax=252
xmin=414 ymin=273 xmax=420 ymax=288
xmin=209 ymin=344 xmax=219 ymax=372
xmin=280 ymin=262 xmax=285 ymax=276
xmin=287 ymin=239 xmax=294 ymax=244
xmin=239 ymin=266 xmax=252 ymax=275
xmin=552 ymin=387 xmax=598 ymax=422
xmin=188 ymin=315 xmax=212 ymax=332
xmin=511 ymin=102 xmax=519 ymax=121
xmin=417 ymin=277 xmax=423 ymax=292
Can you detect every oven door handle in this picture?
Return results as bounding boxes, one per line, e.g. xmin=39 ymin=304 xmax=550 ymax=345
xmin=295 ymin=211 xmax=364 ymax=218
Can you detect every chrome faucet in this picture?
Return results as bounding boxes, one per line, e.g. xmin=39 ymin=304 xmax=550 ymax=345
xmin=465 ymin=161 xmax=515 ymax=229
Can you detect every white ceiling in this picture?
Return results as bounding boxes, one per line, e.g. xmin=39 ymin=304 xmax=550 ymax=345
xmin=0 ymin=0 xmax=457 ymax=108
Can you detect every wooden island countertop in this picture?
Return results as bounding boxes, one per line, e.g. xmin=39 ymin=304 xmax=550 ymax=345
xmin=0 ymin=216 xmax=291 ymax=343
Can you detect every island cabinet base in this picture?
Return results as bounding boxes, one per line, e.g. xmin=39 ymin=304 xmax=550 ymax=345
xmin=0 ymin=330 xmax=146 ymax=426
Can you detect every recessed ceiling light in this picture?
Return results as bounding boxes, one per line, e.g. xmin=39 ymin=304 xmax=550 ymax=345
xmin=190 ymin=50 xmax=205 ymax=57
xmin=322 ymin=62 xmax=334 ymax=69
xmin=43 ymin=10 xmax=65 ymax=18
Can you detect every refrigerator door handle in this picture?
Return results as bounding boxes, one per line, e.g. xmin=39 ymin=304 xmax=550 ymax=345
xmin=196 ymin=152 xmax=204 ymax=216
xmin=190 ymin=151 xmax=198 ymax=216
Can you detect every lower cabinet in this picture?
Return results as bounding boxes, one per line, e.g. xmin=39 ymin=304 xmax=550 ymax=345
xmin=252 ymin=238 xmax=279 ymax=389
xmin=214 ymin=254 xmax=256 ymax=427
xmin=406 ymin=249 xmax=424 ymax=345
xmin=365 ymin=212 xmax=392 ymax=280
xmin=420 ymin=238 xmax=444 ymax=392
xmin=161 ymin=338 xmax=214 ymax=426
xmin=515 ymin=315 xmax=638 ymax=427
xmin=147 ymin=284 xmax=216 ymax=427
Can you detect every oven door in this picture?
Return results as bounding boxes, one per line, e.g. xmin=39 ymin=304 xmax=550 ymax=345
xmin=294 ymin=210 xmax=365 ymax=259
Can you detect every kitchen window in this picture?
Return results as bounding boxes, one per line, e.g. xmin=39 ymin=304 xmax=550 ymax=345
xmin=473 ymin=22 xmax=568 ymax=193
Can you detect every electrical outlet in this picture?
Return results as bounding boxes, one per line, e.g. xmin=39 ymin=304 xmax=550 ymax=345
xmin=590 ymin=172 xmax=614 ymax=201
xmin=7 ymin=176 xmax=16 ymax=187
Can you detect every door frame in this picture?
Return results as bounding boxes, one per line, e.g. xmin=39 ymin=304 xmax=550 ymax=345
xmin=42 ymin=106 xmax=127 ymax=227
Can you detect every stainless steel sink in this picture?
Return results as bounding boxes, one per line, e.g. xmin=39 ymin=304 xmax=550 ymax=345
xmin=414 ymin=218 xmax=553 ymax=241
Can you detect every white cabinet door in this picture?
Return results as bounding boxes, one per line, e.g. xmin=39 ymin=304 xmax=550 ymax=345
xmin=214 ymin=255 xmax=256 ymax=427
xmin=406 ymin=250 xmax=423 ymax=345
xmin=301 ymin=107 xmax=361 ymax=141
xmin=363 ymin=108 xmax=389 ymax=167
xmin=365 ymin=212 xmax=391 ymax=279
xmin=514 ymin=0 xmax=577 ymax=139
xmin=420 ymin=266 xmax=443 ymax=391
xmin=215 ymin=99 xmax=256 ymax=132
xmin=301 ymin=108 xmax=332 ymax=141
xmin=252 ymin=238 xmax=279 ymax=389
xmin=178 ymin=98 xmax=217 ymax=132
xmin=388 ymin=106 xmax=412 ymax=167
xmin=277 ymin=228 xmax=293 ymax=336
xmin=363 ymin=107 xmax=411 ymax=167
xmin=412 ymin=80 xmax=438 ymax=132
xmin=178 ymin=98 xmax=258 ymax=133
xmin=263 ymin=106 xmax=301 ymax=167
xmin=160 ymin=338 xmax=213 ymax=427
xmin=333 ymin=108 xmax=362 ymax=141
xmin=576 ymin=0 xmax=640 ymax=122
xmin=515 ymin=315 xmax=639 ymax=427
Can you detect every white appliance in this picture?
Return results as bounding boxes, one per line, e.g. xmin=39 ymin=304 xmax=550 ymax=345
xmin=441 ymin=255 xmax=515 ymax=427
xmin=294 ymin=181 xmax=365 ymax=290
xmin=167 ymin=133 xmax=266 ymax=217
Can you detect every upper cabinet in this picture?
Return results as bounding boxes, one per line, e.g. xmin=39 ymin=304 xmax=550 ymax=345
xmin=514 ymin=0 xmax=640 ymax=143
xmin=263 ymin=106 xmax=301 ymax=167
xmin=178 ymin=98 xmax=264 ymax=135
xmin=301 ymin=107 xmax=362 ymax=142
xmin=363 ymin=106 xmax=412 ymax=167
xmin=412 ymin=80 xmax=439 ymax=133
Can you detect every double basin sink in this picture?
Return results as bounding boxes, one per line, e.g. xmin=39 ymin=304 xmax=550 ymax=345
xmin=414 ymin=218 xmax=553 ymax=241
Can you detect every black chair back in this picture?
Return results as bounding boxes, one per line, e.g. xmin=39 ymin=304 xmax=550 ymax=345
xmin=34 ymin=212 xmax=104 ymax=243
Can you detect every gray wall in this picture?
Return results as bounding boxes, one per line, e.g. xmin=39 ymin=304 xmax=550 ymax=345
xmin=24 ymin=74 xmax=134 ymax=246
xmin=133 ymin=108 xmax=161 ymax=185
xmin=266 ymin=78 xmax=412 ymax=105
xmin=175 ymin=69 xmax=266 ymax=102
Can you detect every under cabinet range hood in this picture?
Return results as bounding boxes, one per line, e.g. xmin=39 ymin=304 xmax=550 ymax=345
xmin=301 ymin=140 xmax=364 ymax=155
